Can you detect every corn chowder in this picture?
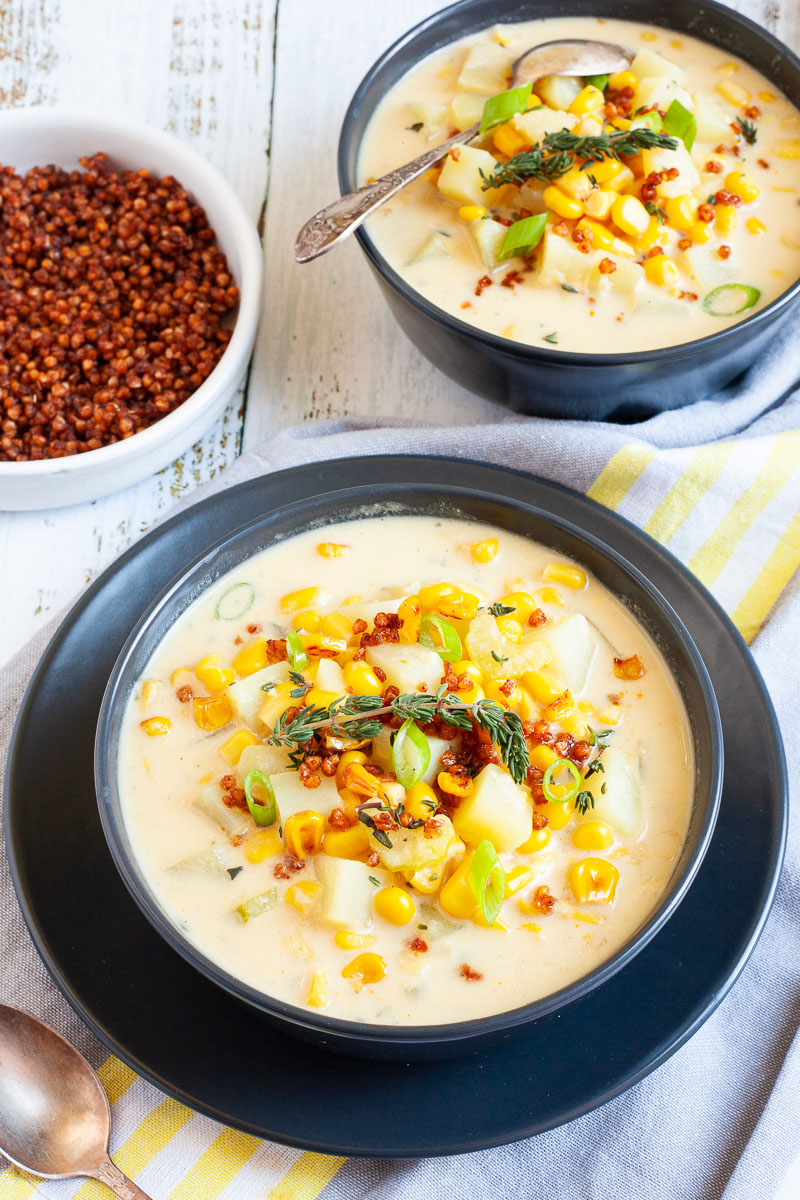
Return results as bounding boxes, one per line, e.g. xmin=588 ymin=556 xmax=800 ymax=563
xmin=358 ymin=17 xmax=800 ymax=353
xmin=119 ymin=516 xmax=693 ymax=1025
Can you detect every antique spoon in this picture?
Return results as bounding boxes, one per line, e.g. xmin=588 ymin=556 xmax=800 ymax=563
xmin=295 ymin=37 xmax=631 ymax=263
xmin=0 ymin=1004 xmax=153 ymax=1198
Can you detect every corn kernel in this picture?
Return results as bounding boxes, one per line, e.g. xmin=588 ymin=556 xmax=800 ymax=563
xmin=335 ymin=930 xmax=375 ymax=950
xmin=140 ymin=716 xmax=171 ymax=736
xmin=322 ymin=823 xmax=370 ymax=860
xmin=459 ymin=204 xmax=487 ymax=222
xmin=374 ymin=885 xmax=416 ymax=925
xmin=611 ymin=193 xmax=650 ymax=238
xmin=544 ymin=689 xmax=574 ymax=722
xmin=530 ymin=744 xmax=558 ymax=772
xmin=317 ymin=542 xmax=349 ymax=558
xmin=320 ymin=612 xmax=353 ymax=640
xmin=299 ymin=631 xmax=348 ymax=656
xmin=690 ymin=220 xmax=713 ymax=244
xmin=437 ymin=771 xmax=474 ymax=799
xmin=715 ymin=204 xmax=737 ymax=235
xmin=517 ymin=826 xmax=552 ymax=854
xmin=725 ymin=170 xmax=760 ymax=202
xmin=598 ymin=705 xmax=624 ymax=726
xmin=484 ymin=679 xmax=521 ymax=709
xmin=532 ymin=586 xmax=564 ymax=607
xmin=609 ymin=69 xmax=637 ymax=90
xmin=285 ymin=880 xmax=322 ymax=915
xmin=281 ymin=586 xmax=330 ymax=614
xmin=418 ymin=582 xmax=457 ymax=609
xmin=504 ymin=865 xmax=533 ymax=896
xmin=192 ymin=694 xmax=232 ymax=731
xmin=292 ymin=609 xmax=320 ymax=632
xmin=232 ymin=638 xmax=268 ymax=677
xmin=342 ymin=952 xmax=386 ymax=985
xmin=170 ymin=665 xmax=194 ymax=687
xmin=342 ymin=660 xmax=383 ymax=698
xmin=640 ymin=30 xmax=657 ymax=40
xmin=437 ymin=589 xmax=481 ymax=621
xmin=398 ymin=594 xmax=422 ymax=643
xmin=245 ymin=826 xmax=283 ymax=862
xmin=543 ymin=561 xmax=587 ymax=590
xmin=493 ymin=124 xmax=529 ymax=156
xmin=590 ymin=159 xmax=632 ymax=190
xmin=220 ymin=728 xmax=259 ymax=766
xmin=637 ymin=215 xmax=664 ymax=251
xmin=583 ymin=188 xmax=616 ymax=220
xmin=335 ymin=749 xmax=368 ymax=790
xmin=284 ymin=811 xmax=324 ymax=860
xmin=523 ymin=667 xmax=566 ymax=705
xmin=439 ymin=853 xmax=478 ymax=919
xmin=716 ymin=80 xmax=750 ymax=106
xmin=516 ymin=687 xmax=539 ymax=723
xmin=495 ymin=615 xmax=523 ymax=642
xmin=195 ymin=653 xmax=235 ymax=694
xmin=306 ymin=971 xmax=328 ymax=1007
xmin=499 ymin=591 xmax=536 ymax=622
xmin=569 ymin=857 xmax=620 ymax=903
xmin=339 ymin=762 xmax=380 ymax=799
xmin=471 ymin=536 xmax=499 ymax=563
xmin=542 ymin=185 xmax=583 ymax=220
xmin=747 ymin=217 xmax=766 ymax=235
xmin=453 ymin=659 xmax=484 ymax=685
xmin=665 ymin=194 xmax=698 ymax=230
xmin=543 ymin=800 xmax=572 ymax=831
xmin=568 ymin=84 xmax=605 ymax=116
xmin=759 ymin=91 xmax=775 ymax=103
xmin=644 ymin=254 xmax=680 ymax=288
xmin=139 ymin=680 xmax=159 ymax=709
xmin=576 ymin=217 xmax=615 ymax=250
xmin=404 ymin=781 xmax=439 ymax=822
xmin=573 ymin=821 xmax=615 ymax=851
xmin=716 ymin=62 xmax=738 ymax=76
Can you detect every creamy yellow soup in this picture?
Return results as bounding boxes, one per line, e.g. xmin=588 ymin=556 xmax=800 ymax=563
xmin=119 ymin=516 xmax=693 ymax=1025
xmin=358 ymin=17 xmax=800 ymax=353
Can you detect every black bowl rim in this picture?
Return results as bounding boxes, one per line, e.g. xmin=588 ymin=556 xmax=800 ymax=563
xmin=337 ymin=0 xmax=800 ymax=366
xmin=95 ymin=459 xmax=723 ymax=1047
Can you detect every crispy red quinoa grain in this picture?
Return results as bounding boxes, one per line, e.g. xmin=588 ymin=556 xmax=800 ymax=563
xmin=0 ymin=153 xmax=239 ymax=461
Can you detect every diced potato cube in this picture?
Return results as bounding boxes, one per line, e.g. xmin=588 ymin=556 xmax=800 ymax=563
xmin=410 ymin=232 xmax=453 ymax=265
xmin=691 ymin=91 xmax=733 ymax=143
xmin=338 ymin=597 xmax=402 ymax=625
xmin=366 ymin=643 xmax=444 ymax=695
xmin=168 ymin=845 xmax=230 ymax=878
xmin=511 ymin=107 xmax=578 ymax=144
xmin=457 ymin=42 xmax=511 ymax=93
xmin=640 ymin=143 xmax=700 ymax=198
xmin=369 ymin=815 xmax=458 ymax=873
xmin=191 ymin=784 xmax=248 ymax=839
xmin=437 ymin=144 xmax=498 ymax=207
xmin=369 ymin=728 xmax=451 ymax=786
xmin=536 ymin=75 xmax=583 ymax=110
xmin=555 ymin=165 xmax=595 ymax=202
xmin=448 ymin=91 xmax=486 ymax=132
xmin=314 ymin=658 xmax=346 ymax=695
xmin=452 ymin=764 xmax=532 ymax=851
xmin=630 ymin=47 xmax=686 ymax=84
xmin=314 ymin=856 xmax=382 ymax=930
xmin=468 ymin=217 xmax=508 ymax=268
xmin=634 ymin=77 xmax=694 ymax=116
xmin=536 ymin=229 xmax=598 ymax=290
xmin=271 ymin=771 xmax=339 ymax=823
xmin=527 ymin=613 xmax=602 ymax=695
xmin=228 ymin=661 xmax=290 ymax=729
xmin=584 ymin=189 xmax=616 ymax=220
xmin=407 ymin=102 xmax=448 ymax=134
xmin=586 ymin=747 xmax=643 ymax=837
xmin=236 ymin=742 xmax=292 ymax=782
xmin=678 ymin=243 xmax=737 ymax=290
xmin=589 ymin=253 xmax=645 ymax=297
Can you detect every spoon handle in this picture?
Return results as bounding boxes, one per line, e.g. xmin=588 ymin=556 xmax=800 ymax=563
xmin=94 ymin=1155 xmax=155 ymax=1199
xmin=294 ymin=123 xmax=479 ymax=263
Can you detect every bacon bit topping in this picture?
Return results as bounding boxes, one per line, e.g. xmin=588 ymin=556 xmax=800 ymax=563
xmin=715 ymin=189 xmax=742 ymax=207
xmin=552 ymin=221 xmax=569 ymax=238
xmin=677 ymin=289 xmax=699 ymax=301
xmin=328 ymin=807 xmax=351 ymax=830
xmin=646 ymin=244 xmax=666 ymax=259
xmin=366 ymin=851 xmax=380 ymax=867
xmin=408 ymin=937 xmax=428 ymax=954
xmin=501 ymin=269 xmax=523 ymax=289
xmin=744 ymin=105 xmax=761 ymax=120
xmin=459 ymin=963 xmax=483 ymax=982
xmin=321 ymin=756 xmax=338 ymax=777
xmin=351 ymin=618 xmax=367 ymax=636
xmin=247 ymin=622 xmax=261 ymax=635
xmin=176 ymin=684 xmax=193 ymax=702
xmin=274 ymin=856 xmax=305 ymax=879
xmin=528 ymin=608 xmax=547 ymax=627
xmin=499 ymin=678 xmax=516 ymax=698
xmin=461 ymin=301 xmax=472 ymax=309
xmin=614 ymin=654 xmax=646 ymax=679
xmin=697 ymin=204 xmax=716 ymax=223
xmin=359 ymin=612 xmax=401 ymax=647
xmin=705 ymin=159 xmax=724 ymax=173
xmin=373 ymin=665 xmax=386 ymax=682
xmin=757 ymin=158 xmax=770 ymax=169
xmin=531 ymin=809 xmax=549 ymax=830
xmin=449 ymin=147 xmax=462 ymax=162
xmin=598 ymin=256 xmax=617 ymax=275
xmin=266 ymin=638 xmax=287 ymax=664
xmin=678 ymin=237 xmax=693 ymax=251
xmin=533 ymin=886 xmax=556 ymax=914
xmin=718 ymin=245 xmax=732 ymax=259
xmin=475 ymin=274 xmax=493 ymax=297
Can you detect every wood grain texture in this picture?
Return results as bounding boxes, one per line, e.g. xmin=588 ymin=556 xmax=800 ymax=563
xmin=0 ymin=0 xmax=797 ymax=666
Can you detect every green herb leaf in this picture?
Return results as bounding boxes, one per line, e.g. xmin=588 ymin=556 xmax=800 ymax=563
xmin=479 ymin=82 xmax=533 ymax=133
xmin=497 ymin=213 xmax=548 ymax=261
xmin=735 ymin=117 xmax=758 ymax=145
xmin=574 ymin=790 xmax=595 ymax=816
xmin=487 ymin=602 xmax=516 ymax=616
xmin=470 ymin=839 xmax=505 ymax=925
xmin=480 ymin=127 xmax=678 ymax=189
xmin=561 ymin=283 xmax=579 ymax=293
xmin=645 ymin=200 xmax=666 ymax=224
xmin=662 ymin=99 xmax=697 ymax=151
xmin=543 ymin=332 xmax=559 ymax=344
xmin=392 ymin=718 xmax=432 ymax=789
xmin=632 ymin=110 xmax=663 ymax=134
xmin=260 ymin=681 xmax=276 ymax=692
xmin=491 ymin=650 xmax=509 ymax=664
xmin=214 ymin=582 xmax=255 ymax=621
xmin=368 ymin=875 xmax=380 ymax=887
xmin=226 ymin=866 xmax=243 ymax=880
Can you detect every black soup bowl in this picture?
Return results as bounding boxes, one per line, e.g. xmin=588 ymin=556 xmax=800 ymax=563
xmin=96 ymin=473 xmax=723 ymax=1060
xmin=338 ymin=0 xmax=800 ymax=420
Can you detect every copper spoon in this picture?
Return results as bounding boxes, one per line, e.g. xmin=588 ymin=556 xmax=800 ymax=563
xmin=0 ymin=1003 xmax=153 ymax=1198
xmin=295 ymin=37 xmax=631 ymax=262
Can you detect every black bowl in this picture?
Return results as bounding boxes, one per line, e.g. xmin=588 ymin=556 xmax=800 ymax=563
xmin=338 ymin=0 xmax=800 ymax=420
xmin=95 ymin=470 xmax=723 ymax=1060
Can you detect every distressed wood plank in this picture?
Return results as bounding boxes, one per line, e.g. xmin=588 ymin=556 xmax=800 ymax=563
xmin=0 ymin=0 xmax=275 ymax=665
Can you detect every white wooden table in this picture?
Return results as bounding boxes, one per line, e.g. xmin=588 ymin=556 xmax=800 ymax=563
xmin=0 ymin=0 xmax=797 ymax=668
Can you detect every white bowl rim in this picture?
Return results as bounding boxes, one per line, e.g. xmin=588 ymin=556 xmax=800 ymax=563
xmin=0 ymin=107 xmax=263 ymax=478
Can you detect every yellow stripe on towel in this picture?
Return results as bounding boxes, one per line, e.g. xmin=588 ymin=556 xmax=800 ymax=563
xmin=71 ymin=1097 xmax=195 ymax=1199
xmin=644 ymin=442 xmax=736 ymax=545
xmin=731 ymin=502 xmax=800 ymax=643
xmin=168 ymin=1126 xmax=261 ymax=1198
xmin=265 ymin=1152 xmax=347 ymax=1200
xmin=586 ymin=444 xmax=657 ymax=510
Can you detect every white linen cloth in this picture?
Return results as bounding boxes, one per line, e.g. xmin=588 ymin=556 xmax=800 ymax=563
xmin=2 ymin=309 xmax=800 ymax=1199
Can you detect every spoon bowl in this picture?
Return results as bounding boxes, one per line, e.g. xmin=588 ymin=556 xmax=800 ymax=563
xmin=0 ymin=1004 xmax=152 ymax=1198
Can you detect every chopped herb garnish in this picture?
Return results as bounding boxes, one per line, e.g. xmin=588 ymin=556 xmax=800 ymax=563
xmin=543 ymin=332 xmax=559 ymax=344
xmin=574 ymin=790 xmax=595 ymax=816
xmin=226 ymin=866 xmax=243 ymax=880
xmin=561 ymin=283 xmax=579 ymax=293
xmin=480 ymin=127 xmax=678 ymax=189
xmin=260 ymin=681 xmax=276 ymax=692
xmin=587 ymin=173 xmax=599 ymax=189
xmin=488 ymin=602 xmax=516 ymax=617
xmin=491 ymin=650 xmax=509 ymax=664
xmin=289 ymin=669 xmax=312 ymax=699
xmin=584 ymin=758 xmax=606 ymax=779
xmin=418 ymin=923 xmax=428 ymax=930
xmin=368 ymin=875 xmax=381 ymax=887
xmin=645 ymin=200 xmax=667 ymax=224
xmin=735 ymin=117 xmax=758 ymax=145
xmin=408 ymin=121 xmax=424 ymax=133
xmin=707 ymin=193 xmax=717 ymax=205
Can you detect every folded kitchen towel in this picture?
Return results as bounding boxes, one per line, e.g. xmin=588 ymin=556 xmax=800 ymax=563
xmin=2 ymin=312 xmax=800 ymax=1199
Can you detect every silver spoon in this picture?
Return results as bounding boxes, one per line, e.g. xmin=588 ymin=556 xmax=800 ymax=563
xmin=0 ymin=1003 xmax=153 ymax=1199
xmin=295 ymin=37 xmax=631 ymax=263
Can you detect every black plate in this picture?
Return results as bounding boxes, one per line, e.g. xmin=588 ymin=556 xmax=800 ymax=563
xmin=4 ymin=457 xmax=788 ymax=1156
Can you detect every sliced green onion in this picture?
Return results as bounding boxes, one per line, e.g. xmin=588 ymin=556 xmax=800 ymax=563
xmin=542 ymin=757 xmax=581 ymax=804
xmin=586 ymin=73 xmax=608 ymax=92
xmin=470 ymin=839 xmax=505 ymax=926
xmin=701 ymin=283 xmax=761 ymax=317
xmin=392 ymin=719 xmax=431 ymax=789
xmin=418 ymin=613 xmax=462 ymax=662
xmin=243 ymin=769 xmax=277 ymax=826
xmin=497 ymin=213 xmax=548 ymax=262
xmin=662 ymin=99 xmax=696 ymax=151
xmin=214 ymin=582 xmax=255 ymax=621
xmin=632 ymin=110 xmax=663 ymax=133
xmin=285 ymin=629 xmax=309 ymax=671
xmin=479 ymin=82 xmax=533 ymax=133
xmin=236 ymin=888 xmax=278 ymax=922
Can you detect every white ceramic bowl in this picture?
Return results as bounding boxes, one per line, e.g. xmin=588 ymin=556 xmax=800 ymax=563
xmin=0 ymin=108 xmax=263 ymax=511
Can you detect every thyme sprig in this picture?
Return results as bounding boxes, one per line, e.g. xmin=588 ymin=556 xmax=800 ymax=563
xmin=480 ymin=127 xmax=679 ymax=190
xmin=266 ymin=687 xmax=530 ymax=783
xmin=735 ymin=117 xmax=758 ymax=145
